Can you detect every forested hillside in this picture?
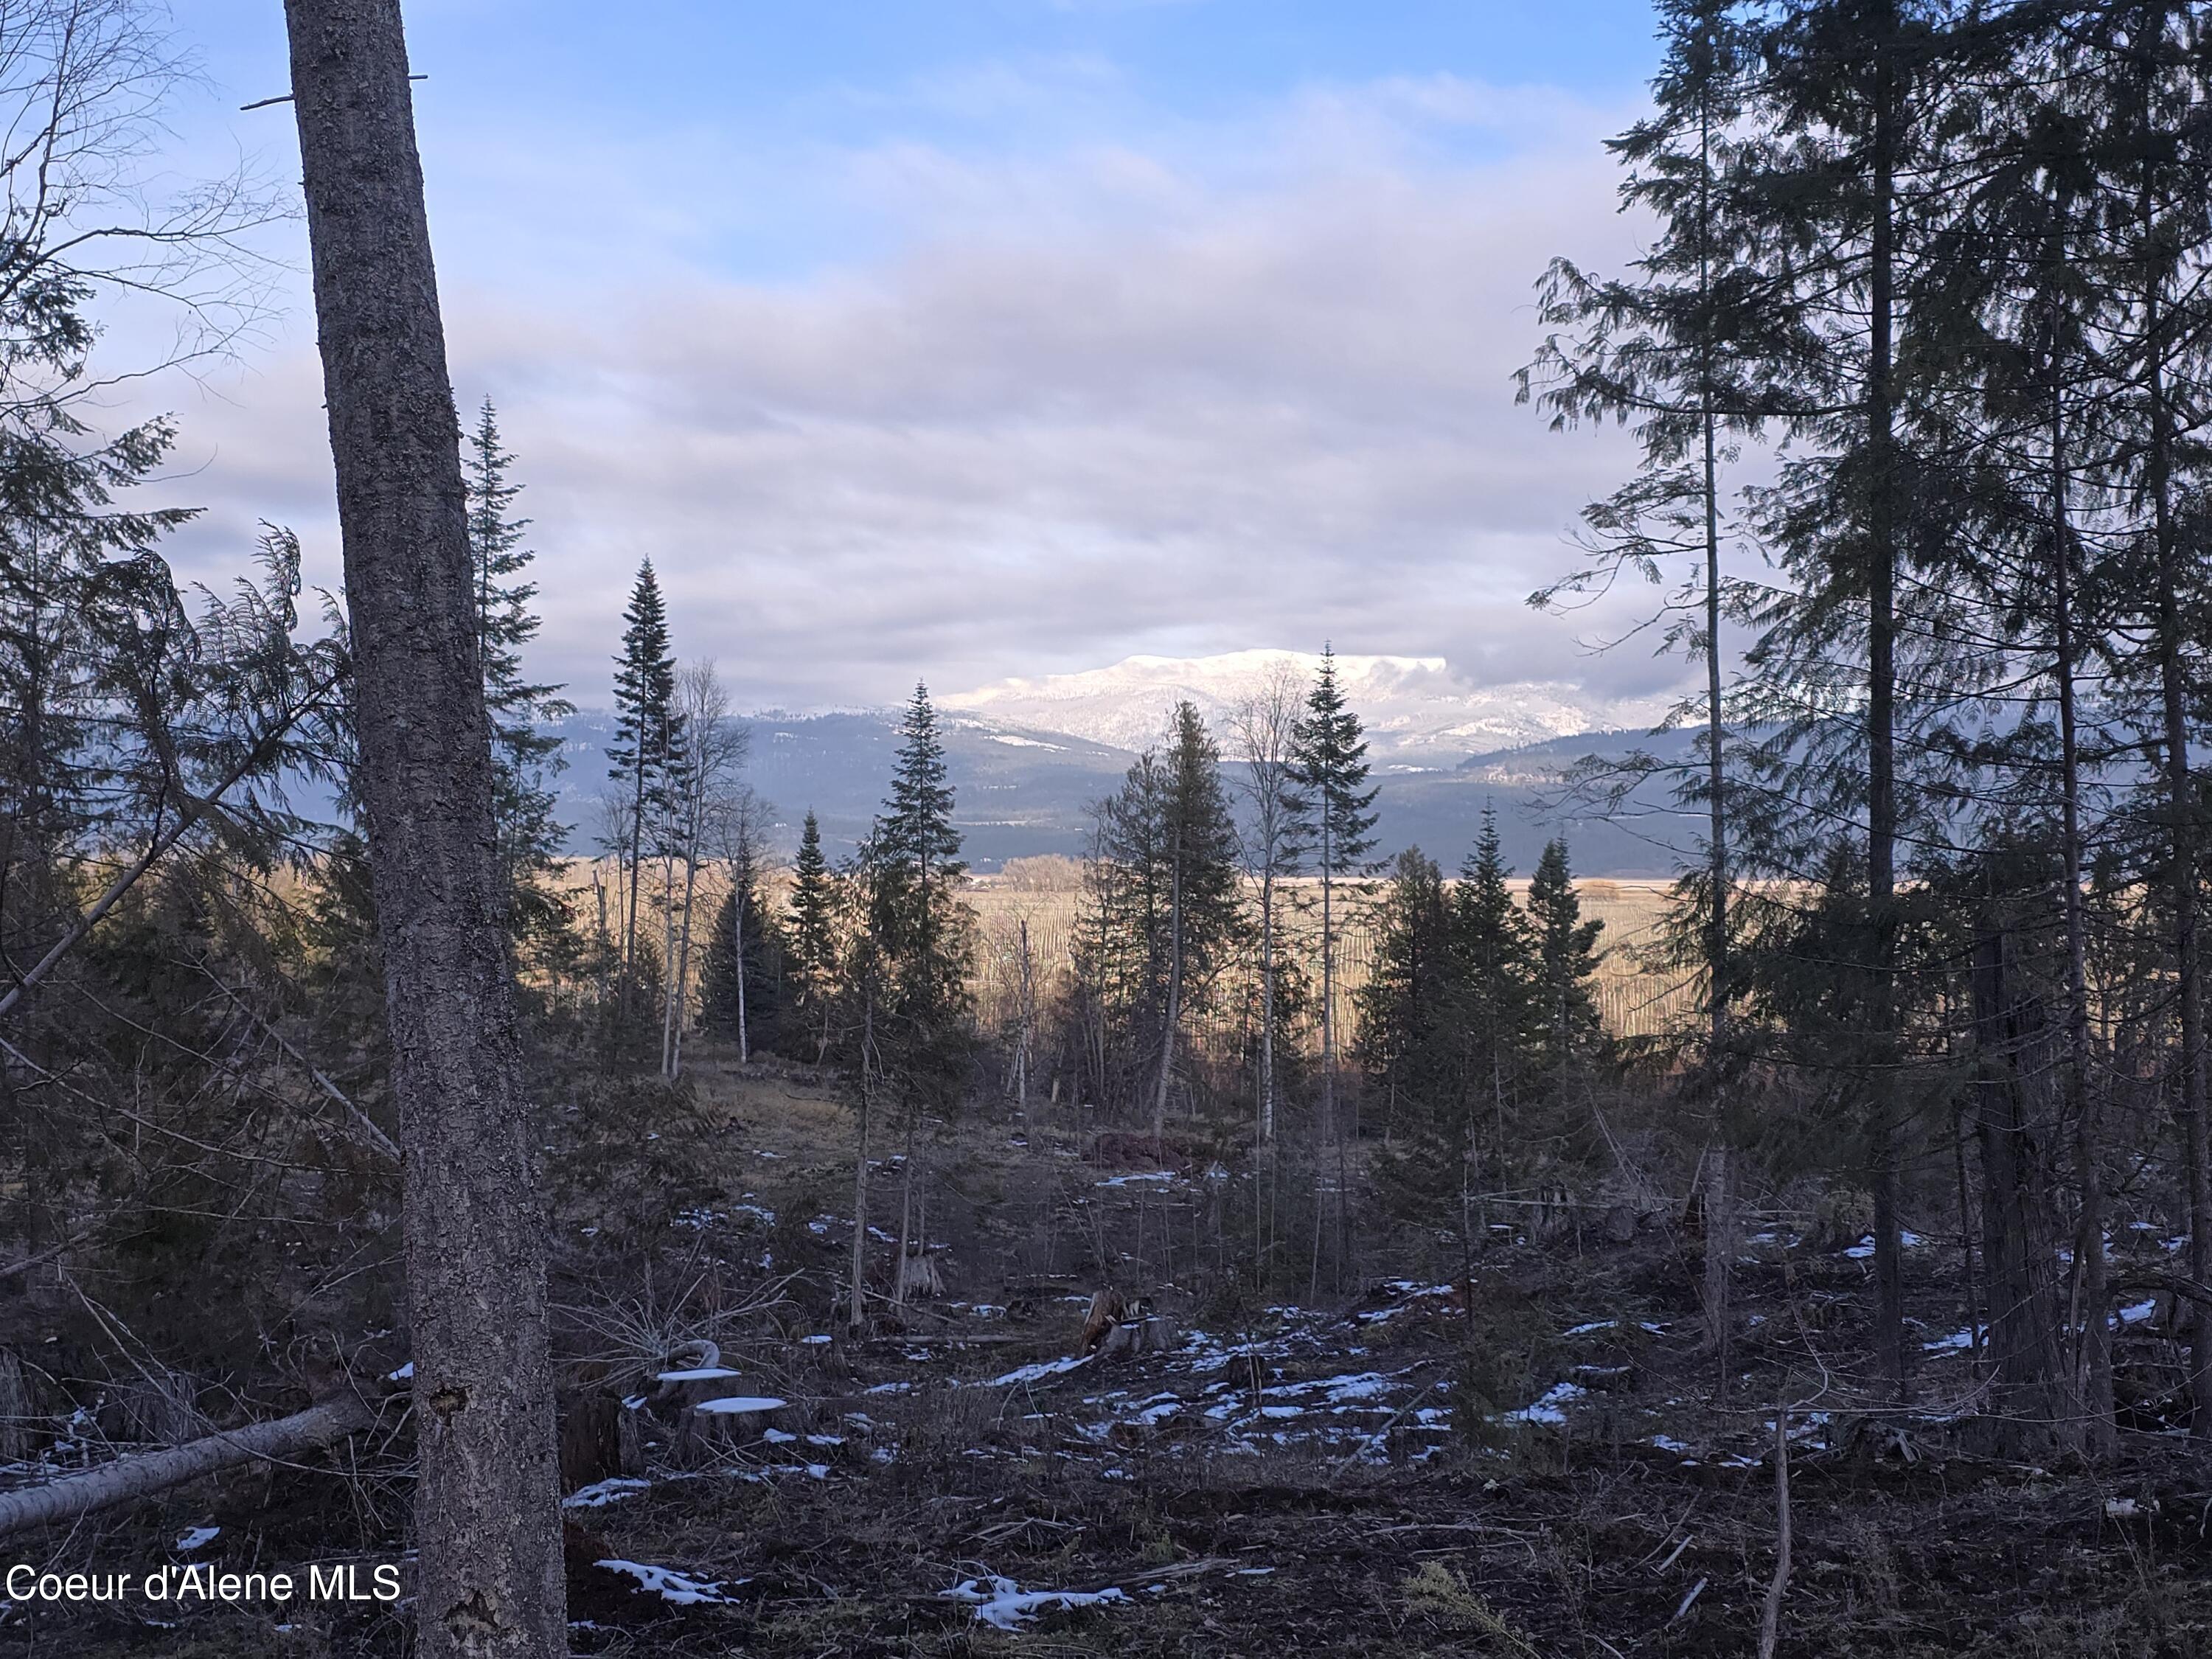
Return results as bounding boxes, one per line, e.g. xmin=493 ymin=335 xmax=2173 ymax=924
xmin=10 ymin=2 xmax=2212 ymax=1656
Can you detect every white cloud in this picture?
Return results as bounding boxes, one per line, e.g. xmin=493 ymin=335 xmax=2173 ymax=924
xmin=142 ymin=71 xmax=1677 ymax=714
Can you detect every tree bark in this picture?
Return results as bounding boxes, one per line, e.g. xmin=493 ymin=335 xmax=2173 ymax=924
xmin=282 ymin=4 xmax=565 ymax=1655
xmin=1970 ymin=925 xmax=2067 ymax=1456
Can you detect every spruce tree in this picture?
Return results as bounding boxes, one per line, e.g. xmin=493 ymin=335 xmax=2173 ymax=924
xmin=463 ymin=398 xmax=572 ymax=945
xmin=1291 ymin=644 xmax=1378 ymax=1290
xmin=785 ymin=808 xmax=841 ymax=1063
xmin=1358 ymin=849 xmax=1459 ymax=1219
xmin=1528 ymin=838 xmax=1607 ymax=1085
xmin=868 ymin=682 xmax=974 ymax=1110
xmin=605 ymin=560 xmax=682 ymax=1011
xmin=1454 ymin=807 xmax=1536 ymax=1184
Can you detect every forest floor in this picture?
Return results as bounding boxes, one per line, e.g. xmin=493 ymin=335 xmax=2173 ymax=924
xmin=10 ymin=1061 xmax=2212 ymax=1658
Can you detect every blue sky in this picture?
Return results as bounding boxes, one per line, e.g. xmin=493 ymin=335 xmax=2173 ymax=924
xmin=128 ymin=0 xmax=1674 ymax=712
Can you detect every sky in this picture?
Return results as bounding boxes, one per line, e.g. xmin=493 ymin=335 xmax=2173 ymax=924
xmin=111 ymin=0 xmax=1677 ymax=713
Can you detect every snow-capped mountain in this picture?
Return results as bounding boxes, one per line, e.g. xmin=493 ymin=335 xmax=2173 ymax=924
xmin=941 ymin=650 xmax=1669 ymax=764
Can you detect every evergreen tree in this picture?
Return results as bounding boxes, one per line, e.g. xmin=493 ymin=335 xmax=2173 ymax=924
xmin=785 ymin=808 xmax=841 ymax=1063
xmin=1453 ymin=807 xmax=1537 ymax=1182
xmin=463 ymin=398 xmax=572 ymax=946
xmin=1088 ymin=702 xmax=1245 ymax=1139
xmin=1291 ymin=644 xmax=1379 ymax=1289
xmin=1520 ymin=0 xmax=1762 ymax=1379
xmin=1527 ymin=838 xmax=1607 ymax=1084
xmin=605 ymin=560 xmax=683 ymax=1009
xmin=1357 ymin=847 xmax=1458 ymax=1156
xmin=867 ymin=682 xmax=975 ymax=1113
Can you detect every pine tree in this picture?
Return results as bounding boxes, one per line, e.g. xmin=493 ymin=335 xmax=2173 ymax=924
xmin=1357 ymin=848 xmax=1458 ymax=1187
xmin=785 ymin=809 xmax=841 ymax=1063
xmin=605 ymin=560 xmax=683 ymax=1012
xmin=868 ymin=682 xmax=974 ymax=1110
xmin=1291 ymin=644 xmax=1378 ymax=1290
xmin=1088 ymin=702 xmax=1246 ymax=1142
xmin=1527 ymin=838 xmax=1607 ymax=1085
xmin=1454 ymin=807 xmax=1536 ymax=1185
xmin=463 ymin=398 xmax=572 ymax=947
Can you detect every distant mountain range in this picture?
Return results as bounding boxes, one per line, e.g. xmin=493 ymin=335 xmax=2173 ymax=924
xmin=540 ymin=652 xmax=1700 ymax=877
xmin=941 ymin=650 xmax=1674 ymax=765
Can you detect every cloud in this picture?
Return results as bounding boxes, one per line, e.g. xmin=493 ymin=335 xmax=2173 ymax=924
xmin=145 ymin=69 xmax=1681 ymax=714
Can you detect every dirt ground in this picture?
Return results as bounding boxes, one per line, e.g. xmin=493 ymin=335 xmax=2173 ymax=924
xmin=9 ymin=1062 xmax=2212 ymax=1658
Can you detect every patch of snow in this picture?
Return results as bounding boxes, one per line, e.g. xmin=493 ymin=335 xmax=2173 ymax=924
xmin=1096 ymin=1170 xmax=1178 ymax=1188
xmin=597 ymin=1559 xmax=737 ymax=1606
xmin=1565 ymin=1321 xmax=1615 ymax=1337
xmin=2118 ymin=1298 xmax=2160 ymax=1326
xmin=1843 ymin=1237 xmax=1876 ymax=1260
xmin=1506 ymin=1382 xmax=1587 ymax=1427
xmin=694 ymin=1396 xmax=787 ymax=1415
xmin=988 ymin=734 xmax=1067 ymax=751
xmin=990 ymin=1355 xmax=1091 ymax=1387
xmin=657 ymin=1366 xmax=741 ymax=1383
xmin=941 ymin=1573 xmax=1130 ymax=1631
xmin=801 ymin=1334 xmax=832 ymax=1346
xmin=564 ymin=1478 xmax=650 ymax=1509
xmin=1922 ymin=1329 xmax=1975 ymax=1353
xmin=173 ymin=1526 xmax=219 ymax=1553
xmin=386 ymin=1361 xmax=414 ymax=1382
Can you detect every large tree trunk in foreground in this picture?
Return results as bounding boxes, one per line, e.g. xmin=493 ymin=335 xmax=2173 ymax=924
xmin=282 ymin=4 xmax=565 ymax=1655
xmin=0 ymin=1394 xmax=377 ymax=1543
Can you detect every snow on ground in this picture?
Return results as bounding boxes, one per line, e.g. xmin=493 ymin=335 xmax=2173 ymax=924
xmin=565 ymin=1477 xmax=651 ymax=1509
xmin=597 ymin=1559 xmax=743 ymax=1605
xmin=940 ymin=1573 xmax=1128 ymax=1630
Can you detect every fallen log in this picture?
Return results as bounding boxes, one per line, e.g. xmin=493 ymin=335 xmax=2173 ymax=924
xmin=0 ymin=1391 xmax=378 ymax=1542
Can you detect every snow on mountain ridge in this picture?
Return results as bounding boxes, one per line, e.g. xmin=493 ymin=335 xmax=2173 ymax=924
xmin=942 ymin=650 xmax=1662 ymax=759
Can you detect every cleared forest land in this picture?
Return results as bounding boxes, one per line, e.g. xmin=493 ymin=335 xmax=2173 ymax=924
xmin=18 ymin=1057 xmax=2208 ymax=1659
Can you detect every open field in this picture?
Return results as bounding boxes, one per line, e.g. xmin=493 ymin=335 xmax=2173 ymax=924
xmin=568 ymin=855 xmax=1693 ymax=1046
xmin=967 ymin=874 xmax=1690 ymax=1043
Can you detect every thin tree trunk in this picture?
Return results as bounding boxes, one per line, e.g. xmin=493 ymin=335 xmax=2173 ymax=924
xmin=734 ymin=885 xmax=750 ymax=1064
xmin=283 ymin=4 xmax=565 ymax=1652
xmin=2049 ymin=333 xmax=2110 ymax=1450
xmin=1259 ymin=866 xmax=1276 ymax=1145
xmin=1698 ymin=100 xmax=1733 ymax=1388
xmin=669 ymin=841 xmax=703 ymax=1079
xmin=1756 ymin=1409 xmax=1792 ymax=1659
xmin=1971 ymin=925 xmax=2067 ymax=1457
xmin=2137 ymin=30 xmax=2212 ymax=1428
xmin=1154 ymin=856 xmax=1183 ymax=1148
xmin=1320 ymin=831 xmax=1338 ymax=1290
xmin=659 ymin=847 xmax=680 ymax=1074
xmin=850 ymin=994 xmax=874 ymax=1332
xmin=1954 ymin=1105 xmax=1981 ymax=1366
xmin=1865 ymin=4 xmax=1907 ymax=1401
